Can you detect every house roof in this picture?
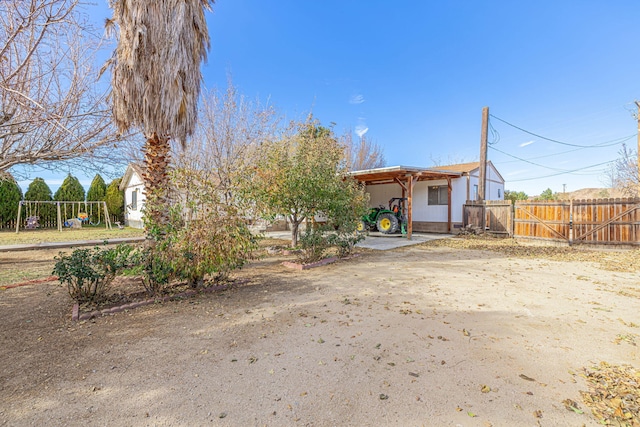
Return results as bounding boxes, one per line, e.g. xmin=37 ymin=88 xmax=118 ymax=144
xmin=431 ymin=162 xmax=480 ymax=173
xmin=349 ymin=165 xmax=462 ymax=186
xmin=119 ymin=163 xmax=145 ymax=191
xmin=349 ymin=161 xmax=505 ymax=186
xmin=432 ymin=161 xmax=505 ymax=183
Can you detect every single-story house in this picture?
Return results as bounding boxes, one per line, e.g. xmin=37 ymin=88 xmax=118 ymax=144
xmin=350 ymin=161 xmax=504 ymax=237
xmin=119 ymin=163 xmax=146 ymax=229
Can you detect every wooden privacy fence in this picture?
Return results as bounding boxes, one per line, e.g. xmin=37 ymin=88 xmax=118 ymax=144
xmin=464 ymin=198 xmax=640 ymax=246
xmin=463 ymin=200 xmax=512 ymax=236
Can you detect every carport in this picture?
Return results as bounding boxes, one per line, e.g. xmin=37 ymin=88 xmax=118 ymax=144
xmin=350 ymin=166 xmax=462 ymax=240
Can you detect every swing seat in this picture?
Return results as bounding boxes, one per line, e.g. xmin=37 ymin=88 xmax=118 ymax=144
xmin=25 ymin=216 xmax=40 ymax=229
xmin=66 ymin=218 xmax=82 ymax=229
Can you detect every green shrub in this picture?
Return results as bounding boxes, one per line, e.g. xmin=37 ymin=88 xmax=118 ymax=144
xmin=299 ymin=224 xmax=332 ymax=263
xmin=141 ymin=196 xmax=259 ymax=293
xmin=53 ymin=244 xmax=136 ymax=303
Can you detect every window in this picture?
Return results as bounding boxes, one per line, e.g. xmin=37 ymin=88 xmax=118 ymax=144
xmin=473 ymin=184 xmax=478 ymax=200
xmin=131 ymin=190 xmax=137 ymax=210
xmin=498 ymin=188 xmax=502 ymax=199
xmin=428 ymin=185 xmax=448 ymax=205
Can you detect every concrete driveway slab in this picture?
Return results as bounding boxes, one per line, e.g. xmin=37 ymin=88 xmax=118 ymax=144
xmin=356 ymin=232 xmax=453 ymax=250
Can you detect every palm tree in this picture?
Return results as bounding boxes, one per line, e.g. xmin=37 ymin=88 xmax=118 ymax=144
xmin=104 ymin=0 xmax=213 ymax=229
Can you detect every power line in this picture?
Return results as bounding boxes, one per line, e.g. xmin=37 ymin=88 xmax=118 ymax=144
xmin=507 ymin=159 xmax=614 ymax=182
xmin=489 ymin=114 xmax=632 ymax=148
xmin=494 ymin=134 xmax=635 ymax=164
xmin=489 ymin=145 xmax=575 ymax=172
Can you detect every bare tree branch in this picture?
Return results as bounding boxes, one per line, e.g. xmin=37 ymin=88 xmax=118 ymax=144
xmin=604 ymin=143 xmax=639 ymax=197
xmin=0 ymin=0 xmax=123 ymax=176
xmin=174 ymin=80 xmax=279 ymax=207
xmin=340 ymin=130 xmax=386 ymax=171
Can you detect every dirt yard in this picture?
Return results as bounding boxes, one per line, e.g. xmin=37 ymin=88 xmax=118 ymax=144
xmin=1 ymin=238 xmax=639 ymax=426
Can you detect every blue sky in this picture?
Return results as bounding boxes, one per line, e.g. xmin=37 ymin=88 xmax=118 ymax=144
xmin=15 ymin=0 xmax=640 ymax=196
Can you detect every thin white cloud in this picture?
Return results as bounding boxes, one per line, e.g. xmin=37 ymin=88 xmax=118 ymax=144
xmin=349 ymin=94 xmax=365 ymax=105
xmin=506 ymin=169 xmax=529 ymax=176
xmin=355 ymin=125 xmax=369 ymax=138
xmin=519 ymin=140 xmax=535 ymax=147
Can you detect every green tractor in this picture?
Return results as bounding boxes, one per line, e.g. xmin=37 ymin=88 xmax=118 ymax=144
xmin=357 ymin=197 xmax=407 ymax=235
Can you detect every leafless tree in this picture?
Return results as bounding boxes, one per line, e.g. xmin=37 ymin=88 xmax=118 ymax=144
xmin=0 ymin=0 xmax=121 ymax=178
xmin=602 ymin=143 xmax=638 ymax=197
xmin=341 ymin=131 xmax=386 ymax=171
xmin=174 ymin=80 xmax=279 ymax=208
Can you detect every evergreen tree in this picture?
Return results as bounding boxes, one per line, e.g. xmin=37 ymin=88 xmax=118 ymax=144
xmin=25 ymin=177 xmax=53 ymax=201
xmin=105 ymin=178 xmax=125 ymax=222
xmin=86 ymin=174 xmax=107 ymax=223
xmin=54 ymin=174 xmax=86 ymax=202
xmin=24 ymin=177 xmax=55 ymax=225
xmin=86 ymin=174 xmax=107 ymax=201
xmin=0 ymin=174 xmax=23 ymax=227
xmin=54 ymin=174 xmax=86 ymax=220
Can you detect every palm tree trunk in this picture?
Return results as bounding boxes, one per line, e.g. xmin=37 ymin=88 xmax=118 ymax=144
xmin=142 ymin=132 xmax=171 ymax=233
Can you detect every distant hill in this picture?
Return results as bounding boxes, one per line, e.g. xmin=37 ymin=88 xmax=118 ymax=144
xmin=536 ymin=188 xmax=627 ymax=200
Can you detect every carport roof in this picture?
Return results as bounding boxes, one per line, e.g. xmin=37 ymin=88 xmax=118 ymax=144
xmin=349 ymin=165 xmax=462 ymax=185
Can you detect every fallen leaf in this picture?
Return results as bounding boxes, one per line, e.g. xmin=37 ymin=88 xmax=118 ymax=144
xmin=562 ymin=399 xmax=583 ymax=414
xmin=379 ymin=394 xmax=389 ymax=400
xmin=468 ymin=411 xmax=477 ymax=418
xmin=463 ymin=329 xmax=470 ymax=337
xmin=481 ymin=385 xmax=491 ymax=393
xmin=519 ymin=374 xmax=536 ymax=382
xmin=533 ymin=410 xmax=543 ymax=418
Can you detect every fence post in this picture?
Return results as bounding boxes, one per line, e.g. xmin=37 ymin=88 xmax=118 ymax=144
xmin=568 ymin=199 xmax=573 ymax=245
xmin=15 ymin=201 xmax=22 ymax=233
xmin=57 ymin=202 xmax=62 ymax=232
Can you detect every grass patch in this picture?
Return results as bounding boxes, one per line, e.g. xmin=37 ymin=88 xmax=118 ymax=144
xmin=0 ymin=249 xmax=61 ymax=287
xmin=0 ymin=227 xmax=144 ymax=246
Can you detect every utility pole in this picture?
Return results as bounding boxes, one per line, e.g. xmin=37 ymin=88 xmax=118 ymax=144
xmin=478 ymin=106 xmax=489 ymax=201
xmin=636 ymin=101 xmax=640 ymax=197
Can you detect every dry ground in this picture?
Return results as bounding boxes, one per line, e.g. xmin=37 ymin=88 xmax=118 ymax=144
xmin=1 ymin=237 xmax=639 ymax=426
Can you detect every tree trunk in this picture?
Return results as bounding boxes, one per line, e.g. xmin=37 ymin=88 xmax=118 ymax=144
xmin=290 ymin=215 xmax=301 ymax=248
xmin=142 ymin=132 xmax=171 ymax=234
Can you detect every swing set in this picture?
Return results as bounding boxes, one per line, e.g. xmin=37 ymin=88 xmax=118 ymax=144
xmin=15 ymin=201 xmax=113 ymax=233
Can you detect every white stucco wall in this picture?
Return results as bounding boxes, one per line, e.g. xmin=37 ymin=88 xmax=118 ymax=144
xmin=366 ymin=179 xmax=466 ymax=223
xmin=467 ymin=164 xmax=505 ymax=201
xmin=123 ymin=171 xmax=146 ymax=228
xmin=366 ymin=168 xmax=504 ymax=224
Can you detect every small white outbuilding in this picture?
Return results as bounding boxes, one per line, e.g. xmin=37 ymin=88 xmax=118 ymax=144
xmin=119 ymin=163 xmax=146 ymax=229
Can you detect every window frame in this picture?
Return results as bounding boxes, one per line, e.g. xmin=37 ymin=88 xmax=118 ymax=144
xmin=428 ymin=185 xmax=449 ymax=206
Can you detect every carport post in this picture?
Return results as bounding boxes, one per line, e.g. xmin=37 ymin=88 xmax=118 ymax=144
xmin=407 ymin=175 xmax=414 ymax=240
xmin=447 ymin=177 xmax=452 ymax=232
